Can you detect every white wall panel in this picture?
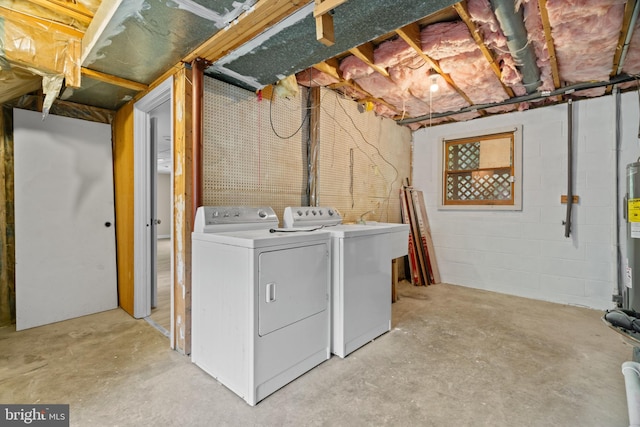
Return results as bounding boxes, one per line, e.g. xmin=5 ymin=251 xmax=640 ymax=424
xmin=413 ymin=95 xmax=623 ymax=309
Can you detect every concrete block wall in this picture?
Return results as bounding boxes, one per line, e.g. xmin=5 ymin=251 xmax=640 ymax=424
xmin=412 ymin=93 xmax=637 ymax=309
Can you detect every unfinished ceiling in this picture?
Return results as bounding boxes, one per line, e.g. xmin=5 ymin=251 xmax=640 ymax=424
xmin=2 ymin=0 xmax=640 ymax=129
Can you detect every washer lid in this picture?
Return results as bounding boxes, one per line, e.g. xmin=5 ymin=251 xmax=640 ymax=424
xmin=326 ymin=223 xmax=410 ymax=238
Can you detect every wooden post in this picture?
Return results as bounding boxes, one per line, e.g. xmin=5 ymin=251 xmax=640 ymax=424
xmin=173 ymin=66 xmax=193 ymax=354
xmin=0 ymin=106 xmax=15 ymax=326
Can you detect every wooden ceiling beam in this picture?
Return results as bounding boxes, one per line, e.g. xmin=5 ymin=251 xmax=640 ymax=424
xmin=312 ymin=58 xmax=342 ymax=81
xmin=396 ymin=23 xmax=475 ymax=106
xmin=183 ymin=0 xmax=309 ymax=64
xmin=607 ymin=0 xmax=639 ymax=94
xmin=81 ymin=67 xmax=148 ymax=92
xmin=0 ymin=5 xmax=84 ymax=38
xmin=22 ymin=0 xmax=93 ymax=25
xmin=349 ymin=42 xmax=390 ymax=77
xmin=453 ymin=1 xmax=515 ymax=98
xmin=538 ymin=0 xmax=561 ymax=89
xmin=314 ymin=0 xmax=348 ymax=46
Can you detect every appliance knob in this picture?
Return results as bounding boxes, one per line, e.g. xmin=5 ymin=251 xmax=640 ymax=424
xmin=328 ymin=209 xmax=334 ymax=216
xmin=297 ymin=210 xmax=303 ymax=216
xmin=223 ymin=212 xmax=229 ymax=218
xmin=319 ymin=210 xmax=324 ymax=216
xmin=258 ymin=210 xmax=267 ymax=218
xmin=213 ymin=210 xmax=219 ymax=217
xmin=312 ymin=210 xmax=317 ymax=215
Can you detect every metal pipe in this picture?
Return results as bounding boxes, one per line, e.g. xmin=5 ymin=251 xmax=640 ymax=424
xmin=398 ymin=73 xmax=639 ymax=125
xmin=490 ymin=0 xmax=540 ymax=93
xmin=622 ymin=361 xmax=640 ymax=427
xmin=191 ymin=58 xmax=205 ymax=229
xmin=615 ymin=88 xmax=624 ymax=305
xmin=564 ymin=99 xmax=573 ymax=238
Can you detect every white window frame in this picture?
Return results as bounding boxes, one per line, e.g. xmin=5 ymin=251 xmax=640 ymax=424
xmin=438 ymin=125 xmax=523 ymax=211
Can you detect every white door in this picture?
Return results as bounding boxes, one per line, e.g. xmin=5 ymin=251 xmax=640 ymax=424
xmin=14 ymin=108 xmax=117 ymax=330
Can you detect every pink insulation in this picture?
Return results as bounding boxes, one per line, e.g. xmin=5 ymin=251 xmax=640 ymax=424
xmin=356 ymin=72 xmax=432 ymax=117
xmin=622 ymin=19 xmax=640 ymax=75
xmin=296 ymin=0 xmax=637 ymax=130
xmin=467 ymin=0 xmax=528 ymax=96
xmin=340 ymin=55 xmax=374 ymax=81
xmin=422 ymin=22 xmax=510 ymax=105
xmin=295 ymin=68 xmax=339 ymax=87
xmin=520 ymin=0 xmax=555 ymax=92
xmin=546 ymin=0 xmax=625 ymax=82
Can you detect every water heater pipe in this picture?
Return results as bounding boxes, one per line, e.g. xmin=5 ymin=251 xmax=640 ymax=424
xmin=565 ymin=99 xmax=573 ymax=238
xmin=622 ymin=361 xmax=640 ymax=427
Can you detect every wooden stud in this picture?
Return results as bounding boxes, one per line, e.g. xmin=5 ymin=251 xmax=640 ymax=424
xmin=538 ymin=0 xmax=561 ymax=90
xmin=183 ymin=0 xmax=308 ymax=64
xmin=396 ymin=23 xmax=475 ymax=106
xmin=349 ymin=42 xmax=390 ymax=77
xmin=313 ymin=0 xmax=348 ymax=18
xmin=0 ymin=106 xmax=15 ymax=327
xmin=173 ymin=66 xmax=193 ymax=354
xmin=309 ymin=86 xmax=321 ymax=206
xmin=65 ymin=39 xmax=82 ymax=88
xmin=81 ymin=67 xmax=148 ymax=92
xmin=23 ymin=0 xmax=94 ymax=25
xmin=316 ymin=13 xmax=335 ymax=46
xmin=607 ymin=0 xmax=638 ymax=94
xmin=453 ymin=1 xmax=515 ymax=99
xmin=0 ymin=6 xmax=84 ymax=38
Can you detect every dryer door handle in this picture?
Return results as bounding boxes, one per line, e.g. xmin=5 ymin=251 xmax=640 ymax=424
xmin=266 ymin=282 xmax=276 ymax=303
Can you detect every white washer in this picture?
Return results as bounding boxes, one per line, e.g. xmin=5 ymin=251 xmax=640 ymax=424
xmin=284 ymin=206 xmax=409 ymax=358
xmin=191 ymin=206 xmax=331 ymax=406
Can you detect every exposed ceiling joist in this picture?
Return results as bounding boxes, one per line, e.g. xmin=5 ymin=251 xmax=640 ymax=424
xmin=81 ymin=0 xmax=122 ymax=65
xmin=453 ymin=0 xmax=515 ymax=98
xmin=349 ymin=42 xmax=390 ymax=77
xmin=395 ymin=23 xmax=474 ymax=106
xmin=537 ymin=0 xmax=560 ymax=89
xmin=183 ymin=0 xmax=310 ymax=64
xmin=0 ymin=5 xmax=84 ymax=38
xmin=310 ymin=59 xmax=400 ymax=114
xmin=23 ymin=0 xmax=94 ymax=25
xmin=81 ymin=67 xmax=148 ymax=92
xmin=607 ymin=0 xmax=640 ymax=93
xmin=312 ymin=58 xmax=342 ymax=80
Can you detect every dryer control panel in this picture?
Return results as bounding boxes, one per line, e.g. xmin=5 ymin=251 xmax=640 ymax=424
xmin=283 ymin=206 xmax=342 ymax=228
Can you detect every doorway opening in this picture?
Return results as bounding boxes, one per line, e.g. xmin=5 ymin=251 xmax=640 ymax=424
xmin=133 ymin=77 xmax=174 ymax=344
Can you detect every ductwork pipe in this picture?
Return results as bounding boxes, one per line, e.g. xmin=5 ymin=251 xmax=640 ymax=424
xmin=490 ymin=0 xmax=540 ymax=93
xmin=622 ymin=361 xmax=640 ymax=427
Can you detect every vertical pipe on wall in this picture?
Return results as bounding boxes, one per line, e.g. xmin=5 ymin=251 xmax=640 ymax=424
xmin=191 ymin=58 xmax=205 ymax=227
xmin=615 ymin=88 xmax=624 ymax=305
xmin=565 ymin=99 xmax=574 ymax=238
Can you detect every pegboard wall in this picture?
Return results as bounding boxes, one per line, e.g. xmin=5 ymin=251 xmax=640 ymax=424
xmin=317 ymin=88 xmax=411 ymax=224
xmin=202 ymin=77 xmax=309 ymax=221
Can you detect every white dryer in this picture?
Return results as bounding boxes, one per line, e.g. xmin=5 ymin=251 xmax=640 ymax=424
xmin=284 ymin=207 xmax=409 ymax=358
xmin=191 ymin=206 xmax=331 ymax=406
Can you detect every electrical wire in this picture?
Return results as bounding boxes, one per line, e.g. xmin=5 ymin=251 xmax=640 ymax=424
xmin=269 ymin=82 xmax=311 ymax=139
xmin=321 ymin=90 xmax=401 ymax=221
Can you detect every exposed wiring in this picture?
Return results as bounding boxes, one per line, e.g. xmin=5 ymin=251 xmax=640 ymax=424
xmin=269 ymin=83 xmax=311 ymax=139
xmin=322 ymin=90 xmax=401 ymax=221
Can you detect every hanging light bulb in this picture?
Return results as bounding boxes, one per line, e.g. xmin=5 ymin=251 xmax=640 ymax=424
xmin=430 ymin=75 xmax=439 ymax=93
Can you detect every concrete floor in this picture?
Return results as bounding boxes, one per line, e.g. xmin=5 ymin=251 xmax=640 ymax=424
xmin=0 ymin=281 xmax=632 ymax=426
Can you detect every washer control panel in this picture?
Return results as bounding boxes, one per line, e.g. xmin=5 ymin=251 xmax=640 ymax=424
xmin=283 ymin=206 xmax=342 ymax=228
xmin=194 ymin=206 xmax=278 ymax=232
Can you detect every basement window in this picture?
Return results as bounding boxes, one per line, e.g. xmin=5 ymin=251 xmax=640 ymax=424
xmin=440 ymin=126 xmax=522 ymax=211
